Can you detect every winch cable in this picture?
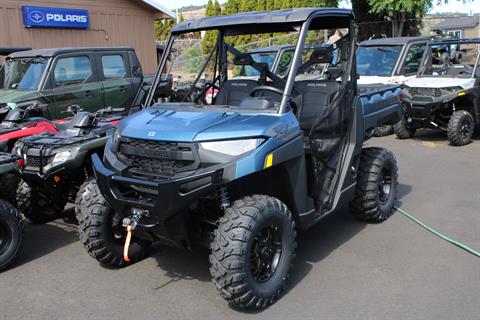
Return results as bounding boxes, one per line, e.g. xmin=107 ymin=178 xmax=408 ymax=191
xmin=123 ymin=226 xmax=133 ymax=262
xmin=394 ymin=206 xmax=480 ymax=258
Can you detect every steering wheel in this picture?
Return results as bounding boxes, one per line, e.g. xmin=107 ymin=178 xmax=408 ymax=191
xmin=249 ymin=86 xmax=284 ymax=97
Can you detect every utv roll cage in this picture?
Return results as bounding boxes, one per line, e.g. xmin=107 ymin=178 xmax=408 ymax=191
xmin=418 ymin=38 xmax=480 ymax=78
xmin=145 ymin=8 xmax=357 ymax=113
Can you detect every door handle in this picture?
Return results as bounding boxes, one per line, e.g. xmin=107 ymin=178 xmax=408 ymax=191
xmin=85 ymin=90 xmax=94 ymax=97
xmin=119 ymin=86 xmax=127 ymax=93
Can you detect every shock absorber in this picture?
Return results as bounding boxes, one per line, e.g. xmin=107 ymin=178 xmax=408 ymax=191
xmin=217 ymin=185 xmax=230 ymax=211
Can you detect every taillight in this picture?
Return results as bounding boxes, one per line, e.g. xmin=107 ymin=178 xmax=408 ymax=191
xmin=16 ymin=158 xmax=25 ymax=169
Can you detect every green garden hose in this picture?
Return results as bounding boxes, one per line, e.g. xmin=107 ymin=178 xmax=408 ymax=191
xmin=394 ymin=206 xmax=480 ymax=258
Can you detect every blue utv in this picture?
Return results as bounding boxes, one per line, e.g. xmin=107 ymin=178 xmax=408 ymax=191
xmin=78 ymin=8 xmax=403 ymax=309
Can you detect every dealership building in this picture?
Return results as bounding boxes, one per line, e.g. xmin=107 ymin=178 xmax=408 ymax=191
xmin=0 ymin=0 xmax=174 ymax=73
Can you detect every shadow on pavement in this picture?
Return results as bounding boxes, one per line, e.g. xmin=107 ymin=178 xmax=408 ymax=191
xmin=8 ymin=213 xmax=78 ymax=270
xmin=150 ymin=245 xmax=211 ymax=290
xmin=140 ymin=184 xmax=413 ymax=311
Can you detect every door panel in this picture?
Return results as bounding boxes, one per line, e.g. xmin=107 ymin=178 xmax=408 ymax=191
xmin=99 ymin=53 xmax=134 ymax=109
xmin=50 ymin=54 xmax=104 ymax=118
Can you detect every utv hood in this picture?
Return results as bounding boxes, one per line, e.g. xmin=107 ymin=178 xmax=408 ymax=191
xmin=118 ymin=108 xmax=287 ymax=142
xmin=0 ymin=89 xmax=43 ymax=105
xmin=404 ymin=77 xmax=475 ymax=90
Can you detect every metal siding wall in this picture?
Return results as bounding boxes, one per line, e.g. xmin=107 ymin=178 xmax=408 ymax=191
xmin=0 ymin=0 xmax=158 ymax=74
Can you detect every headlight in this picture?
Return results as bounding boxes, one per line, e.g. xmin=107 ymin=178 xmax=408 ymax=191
xmin=200 ymin=138 xmax=264 ymax=156
xmin=51 ymin=151 xmax=72 ymax=166
xmin=113 ymin=130 xmax=121 ymax=146
xmin=12 ymin=143 xmax=23 ymax=156
xmin=106 ymin=130 xmax=120 ymax=153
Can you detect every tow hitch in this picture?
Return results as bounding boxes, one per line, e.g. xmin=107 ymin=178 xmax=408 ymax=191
xmin=122 ymin=208 xmax=147 ymax=262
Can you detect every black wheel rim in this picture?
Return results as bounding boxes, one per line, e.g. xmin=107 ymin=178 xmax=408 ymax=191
xmin=250 ymin=223 xmax=283 ymax=283
xmin=0 ymin=220 xmax=12 ymax=256
xmin=459 ymin=119 xmax=472 ymax=139
xmin=378 ymin=167 xmax=393 ymax=205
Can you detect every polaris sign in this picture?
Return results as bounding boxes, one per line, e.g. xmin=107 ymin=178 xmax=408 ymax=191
xmin=23 ymin=6 xmax=89 ymax=29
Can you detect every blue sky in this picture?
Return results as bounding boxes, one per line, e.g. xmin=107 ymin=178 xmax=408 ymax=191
xmin=170 ymin=0 xmax=479 ymax=14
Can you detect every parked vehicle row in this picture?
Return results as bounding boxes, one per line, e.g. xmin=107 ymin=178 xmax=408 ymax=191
xmin=0 ymin=7 xmax=478 ymax=311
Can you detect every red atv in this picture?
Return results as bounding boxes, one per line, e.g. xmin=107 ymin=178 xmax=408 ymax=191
xmin=0 ymin=103 xmax=70 ymax=202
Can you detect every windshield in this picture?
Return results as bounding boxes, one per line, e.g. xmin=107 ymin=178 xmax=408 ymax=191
xmin=419 ymin=42 xmax=480 ymax=78
xmin=0 ymin=58 xmax=47 ymax=90
xmin=357 ymin=45 xmax=402 ymax=76
xmin=150 ymin=18 xmax=352 ymax=112
xmin=241 ymin=52 xmax=278 ymax=77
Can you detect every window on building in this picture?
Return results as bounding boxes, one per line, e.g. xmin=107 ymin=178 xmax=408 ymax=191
xmin=102 ymin=55 xmax=127 ymax=79
xmin=54 ymin=56 xmax=92 ymax=87
xmin=403 ymin=43 xmax=427 ymax=75
xmin=446 ymin=30 xmax=462 ymax=39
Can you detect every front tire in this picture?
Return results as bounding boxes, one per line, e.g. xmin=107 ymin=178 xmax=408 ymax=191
xmin=16 ymin=181 xmax=65 ymax=224
xmin=77 ymin=180 xmax=150 ymax=267
xmin=447 ymin=110 xmax=474 ymax=146
xmin=350 ymin=147 xmax=398 ymax=222
xmin=394 ymin=117 xmax=416 ymax=139
xmin=210 ymin=195 xmax=296 ymax=309
xmin=0 ymin=200 xmax=23 ymax=270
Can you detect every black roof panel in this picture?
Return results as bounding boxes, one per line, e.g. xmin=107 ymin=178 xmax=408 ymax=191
xmin=172 ymin=8 xmax=354 ymax=34
xmin=8 ymin=47 xmax=135 ymax=58
xmin=429 ymin=38 xmax=480 ymax=45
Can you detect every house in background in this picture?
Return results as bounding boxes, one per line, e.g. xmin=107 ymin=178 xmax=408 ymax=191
xmin=432 ymin=16 xmax=480 ymax=38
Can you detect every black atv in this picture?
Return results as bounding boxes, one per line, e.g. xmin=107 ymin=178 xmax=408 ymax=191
xmin=13 ymin=106 xmax=123 ymax=223
xmin=0 ymin=153 xmax=23 ymax=271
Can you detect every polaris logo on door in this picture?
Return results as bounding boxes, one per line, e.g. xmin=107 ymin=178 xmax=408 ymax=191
xmin=23 ymin=6 xmax=89 ymax=29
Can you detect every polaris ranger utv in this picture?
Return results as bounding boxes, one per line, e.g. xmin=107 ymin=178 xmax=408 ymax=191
xmin=398 ymin=38 xmax=480 ymax=146
xmin=78 ymin=8 xmax=402 ymax=309
xmin=14 ymin=106 xmax=122 ymax=223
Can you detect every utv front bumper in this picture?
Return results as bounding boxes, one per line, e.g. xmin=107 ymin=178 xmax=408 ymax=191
xmin=92 ymin=153 xmax=234 ymax=244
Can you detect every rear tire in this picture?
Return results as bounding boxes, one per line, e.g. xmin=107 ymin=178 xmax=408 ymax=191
xmin=350 ymin=147 xmax=398 ymax=222
xmin=447 ymin=110 xmax=474 ymax=146
xmin=0 ymin=173 xmax=19 ymax=205
xmin=77 ymin=180 xmax=150 ymax=267
xmin=16 ymin=181 xmax=65 ymax=224
xmin=0 ymin=200 xmax=23 ymax=270
xmin=372 ymin=125 xmax=394 ymax=137
xmin=210 ymin=195 xmax=296 ymax=309
xmin=394 ymin=117 xmax=416 ymax=139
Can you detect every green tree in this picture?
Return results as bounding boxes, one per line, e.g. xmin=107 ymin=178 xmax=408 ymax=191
xmin=367 ymin=0 xmax=431 ymax=36
xmin=257 ymin=0 xmax=267 ymax=11
xmin=154 ymin=18 xmax=175 ymax=41
xmin=202 ymin=0 xmax=218 ymax=53
xmin=214 ymin=0 xmax=222 ymax=15
xmin=225 ymin=0 xmax=241 ymax=14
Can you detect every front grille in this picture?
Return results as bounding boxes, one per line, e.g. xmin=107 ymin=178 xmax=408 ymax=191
xmin=118 ymin=138 xmax=197 ymax=177
xmin=26 ymin=155 xmax=53 ymax=169
xmin=409 ymin=87 xmax=443 ymax=97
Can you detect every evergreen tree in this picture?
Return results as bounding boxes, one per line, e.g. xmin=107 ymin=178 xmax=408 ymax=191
xmin=202 ymin=0 xmax=218 ymax=53
xmin=214 ymin=0 xmax=222 ymax=15
xmin=266 ymin=0 xmax=275 ymax=10
xmin=257 ymin=0 xmax=267 ymax=11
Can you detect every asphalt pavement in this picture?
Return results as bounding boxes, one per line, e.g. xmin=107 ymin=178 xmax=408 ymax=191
xmin=1 ymin=130 xmax=479 ymax=320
